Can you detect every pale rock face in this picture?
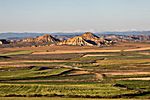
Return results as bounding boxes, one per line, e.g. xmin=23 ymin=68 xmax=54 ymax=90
xmin=21 ymin=33 xmax=115 ymax=47
xmin=57 ymin=32 xmax=113 ymax=46
xmin=58 ymin=36 xmax=94 ymax=46
xmin=35 ymin=34 xmax=58 ymax=43
xmin=81 ymin=32 xmax=106 ymax=44
xmin=22 ymin=38 xmax=34 ymax=42
xmin=21 ymin=34 xmax=59 ymax=44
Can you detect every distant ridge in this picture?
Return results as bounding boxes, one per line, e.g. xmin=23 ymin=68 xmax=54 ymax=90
xmin=1 ymin=31 xmax=150 ymax=40
xmin=1 ymin=31 xmax=149 ymax=48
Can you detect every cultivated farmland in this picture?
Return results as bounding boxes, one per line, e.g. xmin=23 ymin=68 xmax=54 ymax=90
xmin=0 ymin=43 xmax=150 ymax=99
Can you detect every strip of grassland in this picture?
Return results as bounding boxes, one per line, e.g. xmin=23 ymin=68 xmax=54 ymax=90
xmin=0 ymin=50 xmax=33 ymax=56
xmin=0 ymin=97 xmax=138 ymax=100
xmin=0 ymin=83 xmax=137 ymax=98
xmin=0 ymin=67 xmax=71 ymax=81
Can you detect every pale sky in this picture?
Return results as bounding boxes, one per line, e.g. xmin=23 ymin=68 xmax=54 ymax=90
xmin=0 ymin=0 xmax=150 ymax=32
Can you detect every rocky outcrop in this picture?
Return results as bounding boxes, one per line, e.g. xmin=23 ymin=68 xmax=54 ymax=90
xmin=58 ymin=32 xmax=114 ymax=46
xmin=21 ymin=34 xmax=60 ymax=44
xmin=58 ymin=36 xmax=95 ymax=46
xmin=5 ymin=33 xmax=115 ymax=47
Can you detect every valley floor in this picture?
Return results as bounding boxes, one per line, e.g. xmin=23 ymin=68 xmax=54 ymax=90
xmin=0 ymin=42 xmax=150 ymax=99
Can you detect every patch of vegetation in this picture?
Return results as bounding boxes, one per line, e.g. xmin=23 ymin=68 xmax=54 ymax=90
xmin=11 ymin=53 xmax=84 ymax=60
xmin=0 ymin=97 xmax=129 ymax=100
xmin=74 ymin=51 xmax=150 ymax=61
xmin=0 ymin=83 xmax=137 ymax=98
xmin=96 ymin=59 xmax=150 ymax=66
xmin=116 ymin=80 xmax=150 ymax=91
xmin=36 ymin=74 xmax=96 ymax=81
xmin=0 ymin=50 xmax=33 ymax=56
xmin=0 ymin=66 xmax=71 ymax=81
xmin=0 ymin=48 xmax=150 ymax=99
xmin=115 ymin=80 xmax=150 ymax=99
xmin=109 ymin=74 xmax=150 ymax=79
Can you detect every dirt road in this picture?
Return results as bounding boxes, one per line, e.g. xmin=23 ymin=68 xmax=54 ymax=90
xmin=118 ymin=77 xmax=150 ymax=80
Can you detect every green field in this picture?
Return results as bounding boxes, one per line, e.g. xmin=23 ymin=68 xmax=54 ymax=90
xmin=0 ymin=66 xmax=71 ymax=81
xmin=0 ymin=83 xmax=137 ymax=98
xmin=0 ymin=49 xmax=150 ymax=99
xmin=0 ymin=97 xmax=137 ymax=100
xmin=0 ymin=50 xmax=33 ymax=56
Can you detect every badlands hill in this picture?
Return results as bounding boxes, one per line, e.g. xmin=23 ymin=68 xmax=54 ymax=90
xmin=58 ymin=32 xmax=114 ymax=46
xmin=21 ymin=34 xmax=60 ymax=44
xmin=0 ymin=32 xmax=115 ymax=48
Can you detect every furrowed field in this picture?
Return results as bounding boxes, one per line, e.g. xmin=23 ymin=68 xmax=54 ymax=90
xmin=0 ymin=45 xmax=150 ymax=99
